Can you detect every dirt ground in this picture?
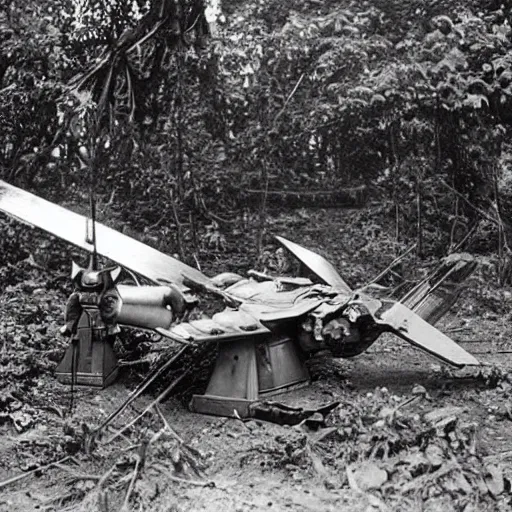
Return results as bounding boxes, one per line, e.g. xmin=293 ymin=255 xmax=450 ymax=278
xmin=1 ymin=207 xmax=512 ymax=512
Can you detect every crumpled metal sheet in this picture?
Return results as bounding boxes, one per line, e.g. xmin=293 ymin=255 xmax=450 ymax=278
xmin=400 ymin=253 xmax=478 ymax=325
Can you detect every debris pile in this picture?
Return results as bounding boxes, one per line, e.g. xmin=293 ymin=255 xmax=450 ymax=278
xmin=53 ymin=411 xmax=208 ymax=512
xmin=317 ymin=386 xmax=512 ymax=511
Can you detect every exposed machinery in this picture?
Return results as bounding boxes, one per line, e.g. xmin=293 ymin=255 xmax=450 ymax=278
xmin=0 ymin=179 xmax=479 ymax=417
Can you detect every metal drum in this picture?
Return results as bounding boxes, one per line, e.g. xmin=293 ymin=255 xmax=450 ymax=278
xmin=116 ymin=285 xmax=174 ymax=329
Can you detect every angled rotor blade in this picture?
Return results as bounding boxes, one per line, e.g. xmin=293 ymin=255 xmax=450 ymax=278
xmin=276 ymin=236 xmax=351 ymax=293
xmin=0 ymin=180 xmax=212 ymax=289
xmin=373 ymin=300 xmax=479 ymax=367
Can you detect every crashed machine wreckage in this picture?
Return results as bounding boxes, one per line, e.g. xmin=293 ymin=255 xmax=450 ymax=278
xmin=0 ymin=179 xmax=479 ymax=418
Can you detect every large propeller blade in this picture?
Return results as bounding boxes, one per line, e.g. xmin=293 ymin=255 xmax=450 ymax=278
xmin=0 ymin=180 xmax=212 ymax=289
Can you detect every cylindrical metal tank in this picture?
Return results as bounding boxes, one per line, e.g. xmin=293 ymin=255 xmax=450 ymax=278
xmin=116 ymin=285 xmax=174 ymax=329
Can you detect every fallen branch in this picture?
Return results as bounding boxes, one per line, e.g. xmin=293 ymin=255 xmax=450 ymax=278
xmin=154 ymin=404 xmax=184 ymax=443
xmin=366 ymin=244 xmax=417 ymax=286
xmin=167 ymin=474 xmax=216 ymax=488
xmin=450 ymin=221 xmax=480 ymax=253
xmin=97 ymin=463 xmax=119 ymax=489
xmin=204 ymin=209 xmax=238 ymax=225
xmin=95 ymin=345 xmax=188 ymax=437
xmin=120 ymin=441 xmax=148 ymax=512
xmin=104 ymin=370 xmax=188 ymax=445
xmin=0 ymin=455 xmax=73 ymax=491
xmin=64 ymin=474 xmax=101 ymax=484
xmin=440 ymin=180 xmax=507 ymax=230
xmin=445 ymin=326 xmax=472 ymax=334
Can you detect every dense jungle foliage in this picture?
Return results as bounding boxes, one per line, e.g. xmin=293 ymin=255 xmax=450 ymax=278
xmin=1 ymin=0 xmax=512 ymax=280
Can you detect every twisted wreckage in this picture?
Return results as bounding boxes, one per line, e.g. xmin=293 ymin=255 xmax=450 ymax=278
xmin=0 ymin=179 xmax=479 ymax=419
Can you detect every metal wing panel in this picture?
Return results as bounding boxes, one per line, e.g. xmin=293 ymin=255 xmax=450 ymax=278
xmin=243 ymin=298 xmax=325 ymax=324
xmin=399 ymin=253 xmax=477 ymax=326
xmin=377 ymin=301 xmax=479 ymax=367
xmin=276 ymin=236 xmax=351 ymax=293
xmin=0 ymin=180 xmax=212 ymax=289
xmin=157 ymin=312 xmax=270 ymax=345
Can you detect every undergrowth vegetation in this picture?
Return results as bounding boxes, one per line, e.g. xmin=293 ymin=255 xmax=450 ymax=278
xmin=4 ymin=3 xmax=512 ymax=511
xmin=1 ymin=0 xmax=512 ymax=280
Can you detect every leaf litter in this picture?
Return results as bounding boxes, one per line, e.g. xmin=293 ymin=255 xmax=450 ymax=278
xmin=2 ymin=211 xmax=512 ymax=511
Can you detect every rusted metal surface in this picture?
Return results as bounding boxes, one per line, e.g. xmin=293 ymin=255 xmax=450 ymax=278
xmin=0 ymin=179 xmax=212 ymax=289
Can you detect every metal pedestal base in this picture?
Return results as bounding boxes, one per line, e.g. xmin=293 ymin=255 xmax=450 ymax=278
xmin=190 ymin=335 xmax=309 ymax=418
xmin=56 ymin=322 xmax=119 ymax=388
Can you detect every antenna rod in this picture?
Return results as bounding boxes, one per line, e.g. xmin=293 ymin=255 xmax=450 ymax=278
xmin=82 ymin=134 xmax=98 ymax=271
xmin=88 ymin=129 xmax=98 ymax=270
xmin=89 ymin=182 xmax=98 ymax=270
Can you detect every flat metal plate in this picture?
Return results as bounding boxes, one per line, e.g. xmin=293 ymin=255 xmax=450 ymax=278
xmin=0 ymin=180 xmax=212 ymax=289
xmin=276 ymin=236 xmax=351 ymax=293
xmin=377 ymin=301 xmax=479 ymax=367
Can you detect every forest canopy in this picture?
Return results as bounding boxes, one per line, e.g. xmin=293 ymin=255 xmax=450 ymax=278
xmin=1 ymin=0 xmax=512 ymax=279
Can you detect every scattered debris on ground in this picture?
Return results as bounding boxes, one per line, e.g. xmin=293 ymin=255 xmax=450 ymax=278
xmin=2 ymin=208 xmax=512 ymax=511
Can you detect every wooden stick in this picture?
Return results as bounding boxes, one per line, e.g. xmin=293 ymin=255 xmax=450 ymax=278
xmin=0 ymin=456 xmax=72 ymax=491
xmin=104 ymin=371 xmax=188 ymax=445
xmin=120 ymin=463 xmax=140 ymax=512
xmin=440 ymin=180 xmax=504 ymax=228
xmin=97 ymin=463 xmax=118 ymax=489
xmin=64 ymin=474 xmax=101 ymax=483
xmin=154 ymin=404 xmax=184 ymax=443
xmin=366 ymin=244 xmax=417 ymax=286
xmin=120 ymin=440 xmax=149 ymax=511
xmin=273 ymin=73 xmax=305 ymax=127
xmin=167 ymin=475 xmax=216 ymax=488
xmin=450 ymin=221 xmax=479 ymax=253
xmin=95 ymin=346 xmax=188 ymax=436
xmin=445 ymin=326 xmax=472 ymax=334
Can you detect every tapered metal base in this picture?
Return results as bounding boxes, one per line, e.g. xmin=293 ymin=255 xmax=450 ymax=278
xmin=55 ymin=365 xmax=119 ymax=388
xmin=56 ymin=313 xmax=119 ymax=388
xmin=190 ymin=335 xmax=309 ymax=418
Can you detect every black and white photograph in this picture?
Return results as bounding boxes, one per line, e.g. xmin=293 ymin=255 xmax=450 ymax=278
xmin=1 ymin=1 xmax=511 ymax=510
